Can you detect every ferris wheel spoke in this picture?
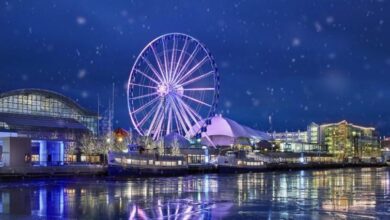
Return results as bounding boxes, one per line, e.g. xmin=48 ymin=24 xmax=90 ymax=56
xmin=152 ymin=111 xmax=165 ymax=140
xmin=173 ymin=45 xmax=200 ymax=83
xmin=162 ymin=38 xmax=169 ymax=81
xmin=182 ymin=94 xmax=211 ymax=107
xmin=169 ymin=97 xmax=190 ymax=134
xmin=176 ymin=56 xmax=208 ymax=84
xmin=130 ymin=92 xmax=158 ymax=100
xmin=146 ymin=100 xmax=163 ymax=136
xmin=132 ymin=96 xmax=160 ymax=115
xmin=171 ymin=101 xmax=181 ymax=135
xmin=176 ymin=97 xmax=203 ymax=132
xmin=169 ymin=98 xmax=186 ymax=132
xmin=180 ymin=71 xmax=214 ymax=87
xmin=173 ymin=98 xmax=194 ymax=134
xmin=131 ymin=83 xmax=157 ymax=89
xmin=136 ymin=102 xmax=159 ymax=128
xmin=176 ymin=97 xmax=203 ymax=121
xmin=135 ymin=69 xmax=160 ymax=85
xmin=166 ymin=104 xmax=173 ymax=135
xmin=141 ymin=56 xmax=165 ymax=83
xmin=169 ymin=37 xmax=177 ymax=82
xmin=183 ymin=87 xmax=215 ymax=91
xmin=173 ymin=38 xmax=189 ymax=82
xmin=150 ymin=44 xmax=167 ymax=81
xmin=179 ymin=100 xmax=199 ymax=135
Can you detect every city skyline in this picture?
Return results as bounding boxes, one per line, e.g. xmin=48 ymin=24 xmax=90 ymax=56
xmin=1 ymin=0 xmax=389 ymax=134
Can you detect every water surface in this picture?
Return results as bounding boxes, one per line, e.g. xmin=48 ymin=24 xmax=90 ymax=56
xmin=0 ymin=167 xmax=389 ymax=219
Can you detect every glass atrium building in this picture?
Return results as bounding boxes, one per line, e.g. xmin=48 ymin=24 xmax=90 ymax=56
xmin=0 ymin=89 xmax=98 ymax=167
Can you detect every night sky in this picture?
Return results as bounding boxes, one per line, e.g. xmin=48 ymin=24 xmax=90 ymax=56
xmin=1 ymin=0 xmax=390 ymax=135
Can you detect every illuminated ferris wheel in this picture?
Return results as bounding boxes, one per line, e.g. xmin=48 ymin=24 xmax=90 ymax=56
xmin=127 ymin=33 xmax=219 ymax=140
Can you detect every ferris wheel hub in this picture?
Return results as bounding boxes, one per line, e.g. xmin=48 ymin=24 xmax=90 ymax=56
xmin=156 ymin=83 xmax=184 ymax=97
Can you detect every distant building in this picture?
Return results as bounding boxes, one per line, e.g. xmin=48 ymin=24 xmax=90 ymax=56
xmin=382 ymin=137 xmax=390 ymax=162
xmin=320 ymin=120 xmax=380 ymax=157
xmin=271 ymin=130 xmax=308 ymax=143
xmin=381 ymin=137 xmax=390 ymax=150
xmin=271 ymin=123 xmax=322 ymax=152
xmin=0 ymin=89 xmax=98 ymax=167
xmin=307 ymin=122 xmax=320 ymax=144
xmin=271 ymin=121 xmax=380 ymax=156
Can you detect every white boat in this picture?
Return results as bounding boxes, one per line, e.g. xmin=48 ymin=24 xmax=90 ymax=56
xmin=217 ymin=151 xmax=268 ymax=173
xmin=108 ymin=151 xmax=188 ymax=176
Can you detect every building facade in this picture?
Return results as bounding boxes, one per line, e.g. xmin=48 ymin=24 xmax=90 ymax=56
xmin=320 ymin=120 xmax=380 ymax=157
xmin=271 ymin=121 xmax=379 ymax=156
xmin=271 ymin=123 xmax=322 ymax=152
xmin=0 ymin=89 xmax=98 ymax=167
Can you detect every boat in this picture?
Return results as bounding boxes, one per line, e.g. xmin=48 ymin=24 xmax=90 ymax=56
xmin=108 ymin=152 xmax=188 ymax=176
xmin=217 ymin=150 xmax=268 ymax=173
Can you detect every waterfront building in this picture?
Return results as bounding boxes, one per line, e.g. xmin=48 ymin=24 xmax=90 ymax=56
xmin=381 ymin=137 xmax=390 ymax=150
xmin=0 ymin=89 xmax=98 ymax=167
xmin=319 ymin=120 xmax=380 ymax=157
xmin=271 ymin=123 xmax=322 ymax=152
xmin=382 ymin=137 xmax=390 ymax=162
xmin=307 ymin=122 xmax=320 ymax=144
xmin=271 ymin=121 xmax=381 ymax=156
xmin=271 ymin=130 xmax=308 ymax=143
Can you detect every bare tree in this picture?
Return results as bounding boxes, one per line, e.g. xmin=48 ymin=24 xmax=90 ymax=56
xmin=155 ymin=139 xmax=165 ymax=155
xmin=65 ymin=142 xmax=78 ymax=155
xmin=79 ymin=134 xmax=95 ymax=155
xmin=171 ymin=135 xmax=181 ymax=156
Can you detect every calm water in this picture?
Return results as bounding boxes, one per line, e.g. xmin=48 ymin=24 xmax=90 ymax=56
xmin=0 ymin=167 xmax=389 ymax=220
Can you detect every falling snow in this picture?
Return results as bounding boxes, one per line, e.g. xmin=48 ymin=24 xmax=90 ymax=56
xmin=0 ymin=1 xmax=389 ymax=134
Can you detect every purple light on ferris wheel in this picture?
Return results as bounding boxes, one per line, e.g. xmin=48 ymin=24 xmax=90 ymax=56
xmin=127 ymin=33 xmax=219 ymax=140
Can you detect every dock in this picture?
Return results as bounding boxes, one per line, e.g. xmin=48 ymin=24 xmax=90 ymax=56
xmin=0 ymin=165 xmax=106 ymax=179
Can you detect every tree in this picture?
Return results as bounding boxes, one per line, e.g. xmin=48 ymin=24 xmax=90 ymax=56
xmin=65 ymin=142 xmax=78 ymax=155
xmin=170 ymin=136 xmax=181 ymax=156
xmin=79 ymin=134 xmax=99 ymax=155
xmin=155 ymin=139 xmax=165 ymax=155
xmin=137 ymin=136 xmax=154 ymax=152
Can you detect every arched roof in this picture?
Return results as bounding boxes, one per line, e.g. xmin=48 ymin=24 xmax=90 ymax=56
xmin=0 ymin=88 xmax=97 ymax=116
xmin=191 ymin=114 xmax=271 ymax=141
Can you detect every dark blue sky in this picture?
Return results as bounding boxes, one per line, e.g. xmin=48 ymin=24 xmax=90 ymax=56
xmin=1 ymin=0 xmax=390 ymax=134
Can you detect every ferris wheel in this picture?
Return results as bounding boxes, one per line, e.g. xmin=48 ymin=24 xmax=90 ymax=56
xmin=127 ymin=33 xmax=219 ymax=140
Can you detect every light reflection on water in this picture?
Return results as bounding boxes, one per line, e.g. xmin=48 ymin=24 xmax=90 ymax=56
xmin=0 ymin=167 xmax=389 ymax=219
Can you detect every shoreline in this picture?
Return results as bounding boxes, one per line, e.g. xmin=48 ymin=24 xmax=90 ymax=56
xmin=0 ymin=162 xmax=387 ymax=180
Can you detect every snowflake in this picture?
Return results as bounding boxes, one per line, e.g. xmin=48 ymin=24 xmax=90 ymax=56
xmin=326 ymin=16 xmax=334 ymax=24
xmin=78 ymin=69 xmax=87 ymax=79
xmin=251 ymin=98 xmax=260 ymax=107
xmin=76 ymin=16 xmax=86 ymax=25
xmin=224 ymin=100 xmax=232 ymax=108
xmin=21 ymin=74 xmax=28 ymax=81
xmin=292 ymin=37 xmax=301 ymax=47
xmin=314 ymin=22 xmax=322 ymax=32
xmin=81 ymin=91 xmax=89 ymax=98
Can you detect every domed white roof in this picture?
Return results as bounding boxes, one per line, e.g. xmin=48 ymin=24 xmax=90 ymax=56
xmin=190 ymin=114 xmax=271 ymax=142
